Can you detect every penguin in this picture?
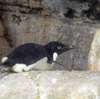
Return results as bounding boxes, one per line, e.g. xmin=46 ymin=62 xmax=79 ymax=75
xmin=0 ymin=41 xmax=75 ymax=73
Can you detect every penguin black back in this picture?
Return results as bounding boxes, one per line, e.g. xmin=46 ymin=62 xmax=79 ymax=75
xmin=3 ymin=43 xmax=48 ymax=66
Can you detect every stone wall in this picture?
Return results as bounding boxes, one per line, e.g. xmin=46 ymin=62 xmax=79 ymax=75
xmin=1 ymin=0 xmax=100 ymax=20
xmin=0 ymin=20 xmax=14 ymax=65
xmin=0 ymin=0 xmax=100 ymax=71
xmin=0 ymin=71 xmax=100 ymax=99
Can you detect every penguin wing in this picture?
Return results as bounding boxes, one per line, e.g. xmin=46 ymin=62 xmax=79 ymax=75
xmin=2 ymin=43 xmax=48 ymax=67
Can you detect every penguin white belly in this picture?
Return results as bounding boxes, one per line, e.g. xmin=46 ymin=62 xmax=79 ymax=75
xmin=30 ymin=52 xmax=58 ymax=70
xmin=11 ymin=57 xmax=54 ymax=72
xmin=28 ymin=57 xmax=54 ymax=70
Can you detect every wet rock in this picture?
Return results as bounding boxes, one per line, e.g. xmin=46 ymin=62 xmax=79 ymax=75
xmin=0 ymin=71 xmax=100 ymax=99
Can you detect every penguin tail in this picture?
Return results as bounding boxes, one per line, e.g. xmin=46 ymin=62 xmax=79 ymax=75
xmin=0 ymin=64 xmax=11 ymax=73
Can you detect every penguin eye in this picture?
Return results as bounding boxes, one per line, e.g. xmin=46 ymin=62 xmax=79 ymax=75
xmin=57 ymin=46 xmax=61 ymax=49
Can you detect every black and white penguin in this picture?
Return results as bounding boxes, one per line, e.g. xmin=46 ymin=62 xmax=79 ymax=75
xmin=0 ymin=41 xmax=74 ymax=72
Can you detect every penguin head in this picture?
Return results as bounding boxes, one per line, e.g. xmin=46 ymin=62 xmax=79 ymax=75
xmin=44 ymin=41 xmax=75 ymax=55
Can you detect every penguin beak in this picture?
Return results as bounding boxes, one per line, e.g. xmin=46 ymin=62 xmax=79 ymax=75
xmin=69 ymin=45 xmax=75 ymax=49
xmin=63 ymin=45 xmax=75 ymax=51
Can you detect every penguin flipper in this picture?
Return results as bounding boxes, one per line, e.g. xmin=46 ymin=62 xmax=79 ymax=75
xmin=48 ymin=60 xmax=65 ymax=68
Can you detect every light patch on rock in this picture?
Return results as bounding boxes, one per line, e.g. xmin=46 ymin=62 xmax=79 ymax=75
xmin=88 ymin=29 xmax=100 ymax=71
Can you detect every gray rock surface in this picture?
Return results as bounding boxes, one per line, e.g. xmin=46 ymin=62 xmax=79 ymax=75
xmin=0 ymin=0 xmax=100 ymax=20
xmin=0 ymin=71 xmax=100 ymax=99
xmin=0 ymin=20 xmax=4 ymax=37
xmin=88 ymin=29 xmax=100 ymax=71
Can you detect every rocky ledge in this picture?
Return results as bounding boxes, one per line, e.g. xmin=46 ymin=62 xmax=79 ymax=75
xmin=0 ymin=71 xmax=100 ymax=99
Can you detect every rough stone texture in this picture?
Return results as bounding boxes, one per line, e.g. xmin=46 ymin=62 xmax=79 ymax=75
xmin=0 ymin=37 xmax=9 ymax=48
xmin=0 ymin=20 xmax=4 ymax=37
xmin=0 ymin=71 xmax=100 ymax=99
xmin=0 ymin=0 xmax=100 ymax=20
xmin=0 ymin=21 xmax=13 ymax=64
xmin=88 ymin=29 xmax=100 ymax=71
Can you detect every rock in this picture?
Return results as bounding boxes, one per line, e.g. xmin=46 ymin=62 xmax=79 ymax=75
xmin=0 ymin=20 xmax=4 ymax=37
xmin=0 ymin=71 xmax=100 ymax=99
xmin=1 ymin=0 xmax=100 ymax=20
xmin=0 ymin=20 xmax=13 ymax=64
xmin=0 ymin=37 xmax=9 ymax=48
xmin=88 ymin=29 xmax=100 ymax=71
